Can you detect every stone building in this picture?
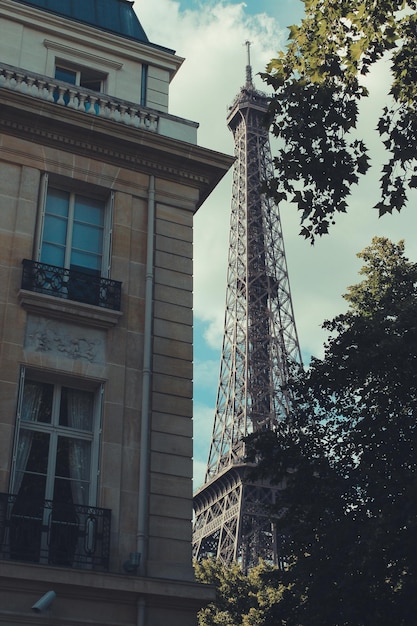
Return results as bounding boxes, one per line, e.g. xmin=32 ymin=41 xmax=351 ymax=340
xmin=0 ymin=1 xmax=232 ymax=624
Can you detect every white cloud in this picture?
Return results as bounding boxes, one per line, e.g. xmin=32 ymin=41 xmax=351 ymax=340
xmin=193 ymin=402 xmax=216 ymax=488
xmin=139 ymin=0 xmax=286 ymax=148
xmin=194 ymin=357 xmax=220 ymax=391
xmin=193 ymin=458 xmax=209 ymax=492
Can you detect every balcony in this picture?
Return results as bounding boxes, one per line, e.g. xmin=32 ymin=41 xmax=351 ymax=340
xmin=0 ymin=61 xmax=158 ymax=131
xmin=0 ymin=493 xmax=111 ymax=570
xmin=0 ymin=61 xmax=198 ymax=143
xmin=22 ymin=259 xmax=122 ymax=311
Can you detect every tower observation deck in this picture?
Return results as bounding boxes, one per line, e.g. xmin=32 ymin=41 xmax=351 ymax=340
xmin=192 ymin=44 xmax=302 ymax=570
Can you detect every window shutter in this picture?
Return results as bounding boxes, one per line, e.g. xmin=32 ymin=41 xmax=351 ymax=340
xmin=106 ymin=191 xmax=114 ymax=277
xmin=90 ymin=383 xmax=104 ymax=503
xmin=141 ymin=64 xmax=148 ymax=107
xmin=35 ymin=173 xmax=49 ymax=261
xmin=9 ymin=367 xmax=26 ymax=493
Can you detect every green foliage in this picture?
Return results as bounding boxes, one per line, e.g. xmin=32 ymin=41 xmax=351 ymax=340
xmin=264 ymin=1 xmax=417 ymax=241
xmin=246 ymin=237 xmax=417 ymax=624
xmin=344 ymin=237 xmax=416 ymax=314
xmin=194 ymin=558 xmax=286 ymax=626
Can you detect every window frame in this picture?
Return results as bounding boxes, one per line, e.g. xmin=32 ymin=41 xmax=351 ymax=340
xmin=10 ymin=367 xmax=103 ymax=507
xmin=54 ymin=60 xmax=108 ymax=93
xmin=35 ymin=174 xmax=114 ymax=279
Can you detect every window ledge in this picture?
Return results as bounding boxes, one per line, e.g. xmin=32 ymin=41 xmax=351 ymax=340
xmin=19 ymin=289 xmax=122 ymax=329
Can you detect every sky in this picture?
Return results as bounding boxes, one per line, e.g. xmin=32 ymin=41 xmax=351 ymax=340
xmin=135 ymin=0 xmax=417 ymax=489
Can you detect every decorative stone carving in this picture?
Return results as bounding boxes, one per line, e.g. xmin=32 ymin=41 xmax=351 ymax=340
xmin=25 ymin=316 xmax=105 ymax=363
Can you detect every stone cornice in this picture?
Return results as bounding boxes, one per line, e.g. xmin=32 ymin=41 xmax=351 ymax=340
xmin=43 ymin=39 xmax=123 ymax=70
xmin=0 ymin=89 xmax=233 ymax=206
xmin=0 ymin=560 xmax=215 ymax=607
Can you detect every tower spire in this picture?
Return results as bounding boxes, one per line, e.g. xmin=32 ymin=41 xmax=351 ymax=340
xmin=245 ymin=40 xmax=254 ymax=88
xmin=193 ymin=49 xmax=302 ymax=570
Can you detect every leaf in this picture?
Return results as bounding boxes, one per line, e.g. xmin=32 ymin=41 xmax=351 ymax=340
xmin=261 ymin=0 xmax=414 ymax=239
xmin=374 ymin=201 xmax=392 ymax=216
xmin=350 ymin=39 xmax=365 ymax=63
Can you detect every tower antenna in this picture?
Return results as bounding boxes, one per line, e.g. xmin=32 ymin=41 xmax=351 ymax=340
xmin=245 ymin=40 xmax=253 ymax=88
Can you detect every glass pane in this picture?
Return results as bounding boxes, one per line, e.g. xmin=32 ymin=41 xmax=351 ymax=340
xmin=41 ymin=189 xmax=69 ymax=266
xmin=40 ymin=242 xmax=65 ymax=267
xmin=55 ymin=436 xmax=71 ymax=480
xmin=53 ymin=477 xmax=75 ymax=505
xmin=72 ymin=222 xmax=103 ymax=254
xmin=70 ymin=251 xmax=101 ymax=272
xmin=18 ymin=430 xmax=50 ymax=475
xmin=56 ymin=437 xmax=91 ymax=481
xmin=45 ymin=188 xmax=70 ymax=217
xmin=22 ymin=381 xmax=53 ymax=423
xmin=59 ymin=387 xmax=94 ymax=430
xmin=43 ymin=214 xmax=68 ymax=245
xmin=55 ymin=66 xmax=77 ymax=84
xmin=74 ymin=196 xmax=104 ymax=226
xmin=71 ymin=196 xmax=104 ymax=272
xmin=55 ymin=436 xmax=91 ymax=506
xmin=14 ymin=472 xmax=47 ymax=504
xmin=49 ymin=474 xmax=79 ymax=566
xmin=80 ymin=78 xmax=102 ymax=91
xmin=15 ymin=430 xmax=33 ymax=475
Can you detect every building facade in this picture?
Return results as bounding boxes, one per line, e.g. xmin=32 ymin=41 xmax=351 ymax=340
xmin=0 ymin=1 xmax=232 ymax=624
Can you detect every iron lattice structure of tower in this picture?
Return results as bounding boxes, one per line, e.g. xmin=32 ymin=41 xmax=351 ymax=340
xmin=193 ymin=45 xmax=302 ymax=571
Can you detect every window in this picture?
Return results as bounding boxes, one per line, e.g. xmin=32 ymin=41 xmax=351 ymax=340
xmin=140 ymin=64 xmax=148 ymax=107
xmin=9 ymin=371 xmax=103 ymax=566
xmin=41 ymin=187 xmax=105 ymax=276
xmin=38 ymin=187 xmax=108 ymax=305
xmin=55 ymin=63 xmax=106 ymax=93
xmin=20 ymin=177 xmax=120 ymax=310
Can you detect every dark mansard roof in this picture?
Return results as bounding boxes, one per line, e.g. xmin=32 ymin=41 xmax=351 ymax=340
xmin=13 ymin=0 xmax=150 ymax=44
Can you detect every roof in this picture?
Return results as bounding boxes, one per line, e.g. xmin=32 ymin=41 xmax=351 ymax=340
xmin=13 ymin=0 xmax=151 ymax=44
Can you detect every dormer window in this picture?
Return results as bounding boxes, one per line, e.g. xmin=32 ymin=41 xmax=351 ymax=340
xmin=55 ymin=63 xmax=107 ymax=93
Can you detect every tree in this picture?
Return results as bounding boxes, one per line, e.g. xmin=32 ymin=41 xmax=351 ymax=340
xmin=263 ymin=1 xmax=417 ymax=242
xmin=194 ymin=558 xmax=286 ymax=626
xmin=247 ymin=237 xmax=417 ymax=624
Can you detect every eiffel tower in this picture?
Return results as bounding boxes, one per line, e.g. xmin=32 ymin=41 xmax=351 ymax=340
xmin=193 ymin=43 xmax=302 ymax=571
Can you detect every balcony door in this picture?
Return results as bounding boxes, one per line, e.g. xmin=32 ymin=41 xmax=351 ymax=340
xmin=10 ymin=373 xmax=101 ymax=565
xmin=41 ymin=187 xmax=105 ymax=276
xmin=38 ymin=185 xmax=108 ymax=305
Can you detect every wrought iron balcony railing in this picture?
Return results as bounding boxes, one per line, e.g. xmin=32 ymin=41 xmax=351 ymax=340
xmin=0 ymin=492 xmax=111 ymax=570
xmin=22 ymin=259 xmax=122 ymax=311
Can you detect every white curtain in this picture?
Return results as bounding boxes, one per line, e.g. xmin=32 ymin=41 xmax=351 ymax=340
xmin=14 ymin=383 xmax=43 ymax=495
xmin=66 ymin=389 xmax=92 ymax=506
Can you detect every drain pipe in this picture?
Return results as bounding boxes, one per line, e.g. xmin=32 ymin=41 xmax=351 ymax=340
xmin=136 ymin=175 xmax=155 ymax=626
